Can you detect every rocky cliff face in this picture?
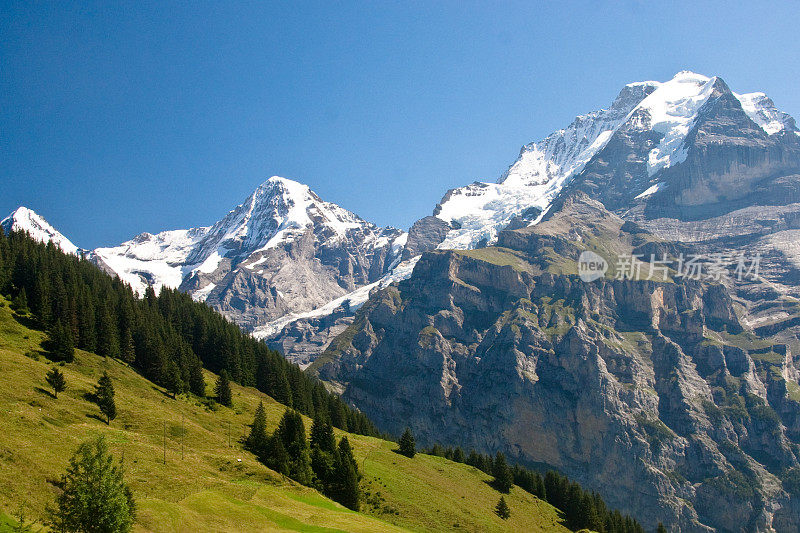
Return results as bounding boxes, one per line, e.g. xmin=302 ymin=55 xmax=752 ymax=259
xmin=312 ymin=195 xmax=800 ymax=530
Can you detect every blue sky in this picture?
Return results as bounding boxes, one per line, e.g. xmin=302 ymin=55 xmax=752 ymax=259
xmin=2 ymin=1 xmax=799 ymax=248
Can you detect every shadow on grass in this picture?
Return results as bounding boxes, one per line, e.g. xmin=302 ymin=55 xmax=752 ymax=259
xmin=151 ymin=385 xmax=176 ymax=400
xmin=34 ymin=386 xmax=56 ymax=398
xmin=85 ymin=413 xmax=108 ymax=425
xmin=391 ymin=449 xmax=414 ymax=458
xmin=11 ymin=311 xmax=39 ymax=330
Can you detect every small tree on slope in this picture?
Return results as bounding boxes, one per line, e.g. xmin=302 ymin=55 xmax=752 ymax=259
xmin=398 ymin=427 xmax=415 ymax=458
xmin=48 ymin=436 xmax=136 ymax=533
xmin=45 ymin=367 xmax=66 ymax=398
xmin=495 ymin=496 xmax=510 ymax=519
xmin=95 ymin=372 xmax=117 ymax=425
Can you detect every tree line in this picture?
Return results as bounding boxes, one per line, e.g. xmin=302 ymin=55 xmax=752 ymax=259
xmin=247 ymin=405 xmax=361 ymax=510
xmin=423 ymin=441 xmax=646 ymax=532
xmin=0 ymin=227 xmax=378 ymax=436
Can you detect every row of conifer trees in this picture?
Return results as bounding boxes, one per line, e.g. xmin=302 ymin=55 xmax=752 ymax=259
xmin=247 ymin=404 xmax=361 ymax=510
xmin=0 ymin=227 xmax=379 ymax=436
xmin=424 ymin=443 xmax=646 ymax=533
xmin=2 ymin=226 xmax=651 ymax=528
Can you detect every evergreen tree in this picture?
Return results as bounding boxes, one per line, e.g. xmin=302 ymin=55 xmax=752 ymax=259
xmin=164 ymin=359 xmax=183 ymax=398
xmin=333 ymin=437 xmax=360 ymax=511
xmin=495 ymin=496 xmax=510 ymax=519
xmin=45 ymin=367 xmax=66 ymax=398
xmin=96 ymin=303 xmax=119 ymax=359
xmin=268 ymin=363 xmax=292 ymax=407
xmin=215 ymin=370 xmax=232 ymax=407
xmin=48 ymin=319 xmax=75 ymax=363
xmin=120 ymin=327 xmax=135 ymax=364
xmin=657 ymin=523 xmax=667 ymax=533
xmin=10 ymin=287 xmax=28 ymax=313
xmin=47 ymin=436 xmax=136 ymax=533
xmin=95 ymin=372 xmax=117 ymax=425
xmin=265 ymin=434 xmax=290 ymax=476
xmin=492 ymin=452 xmax=513 ymax=493
xmin=188 ymin=360 xmax=206 ymax=397
xmin=398 ymin=428 xmax=415 ymax=458
xmin=275 ymin=409 xmax=313 ymax=484
xmin=452 ymin=446 xmax=465 ymax=463
xmin=310 ymin=416 xmax=337 ymax=454
xmin=311 ymin=446 xmax=336 ymax=492
xmin=247 ymin=402 xmax=269 ymax=458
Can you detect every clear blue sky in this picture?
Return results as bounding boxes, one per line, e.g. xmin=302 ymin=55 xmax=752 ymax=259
xmin=3 ymin=1 xmax=799 ymax=248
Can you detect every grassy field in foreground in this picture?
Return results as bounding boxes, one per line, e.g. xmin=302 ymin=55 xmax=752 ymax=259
xmin=0 ymin=295 xmax=570 ymax=532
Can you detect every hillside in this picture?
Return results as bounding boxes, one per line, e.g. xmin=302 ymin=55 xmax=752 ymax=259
xmin=0 ymin=294 xmax=570 ymax=532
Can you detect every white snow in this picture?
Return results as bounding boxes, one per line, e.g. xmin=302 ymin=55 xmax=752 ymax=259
xmin=1 ymin=207 xmax=79 ymax=255
xmin=252 ymin=255 xmax=420 ymax=340
xmin=735 ymin=92 xmax=799 ymax=136
xmin=92 ymin=227 xmax=209 ymax=295
xmin=192 ymin=282 xmax=216 ymax=302
xmin=431 ymin=71 xmax=800 ymax=251
xmin=634 ymin=182 xmax=666 ymax=199
xmin=638 ymin=71 xmax=716 ymax=176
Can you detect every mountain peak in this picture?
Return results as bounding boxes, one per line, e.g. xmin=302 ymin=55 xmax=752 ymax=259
xmin=1 ymin=206 xmax=79 ymax=255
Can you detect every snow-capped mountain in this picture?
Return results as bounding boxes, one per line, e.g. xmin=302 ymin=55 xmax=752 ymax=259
xmin=269 ymin=71 xmax=800 ymax=363
xmin=89 ymin=176 xmax=405 ymax=329
xmin=1 ymin=206 xmax=79 ymax=255
xmin=7 ymin=71 xmax=800 ymax=367
xmin=414 ymin=71 xmax=799 ymax=253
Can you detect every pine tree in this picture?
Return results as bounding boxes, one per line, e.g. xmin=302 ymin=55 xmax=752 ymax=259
xmin=45 ymin=367 xmax=66 ymax=398
xmin=247 ymin=402 xmax=269 ymax=458
xmin=268 ymin=363 xmax=292 ymax=407
xmin=215 ymin=370 xmax=232 ymax=407
xmin=657 ymin=523 xmax=667 ymax=533
xmin=452 ymin=446 xmax=465 ymax=463
xmin=120 ymin=327 xmax=135 ymax=364
xmin=164 ymin=359 xmax=183 ymax=398
xmin=96 ymin=303 xmax=119 ymax=359
xmin=265 ymin=434 xmax=289 ymax=476
xmin=47 ymin=436 xmax=136 ymax=532
xmin=495 ymin=496 xmax=510 ymax=519
xmin=333 ymin=437 xmax=360 ymax=511
xmin=188 ymin=359 xmax=206 ymax=397
xmin=311 ymin=446 xmax=336 ymax=492
xmin=48 ymin=319 xmax=74 ymax=363
xmin=398 ymin=428 xmax=415 ymax=458
xmin=492 ymin=452 xmax=513 ymax=493
xmin=10 ymin=287 xmax=28 ymax=313
xmin=310 ymin=416 xmax=337 ymax=454
xmin=275 ymin=409 xmax=313 ymax=484
xmin=95 ymin=372 xmax=117 ymax=425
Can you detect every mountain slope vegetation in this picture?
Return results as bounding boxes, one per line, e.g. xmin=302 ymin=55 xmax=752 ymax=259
xmin=0 ymin=293 xmax=570 ymax=532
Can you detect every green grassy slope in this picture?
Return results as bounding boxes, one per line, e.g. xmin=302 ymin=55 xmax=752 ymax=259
xmin=0 ymin=296 xmax=569 ymax=533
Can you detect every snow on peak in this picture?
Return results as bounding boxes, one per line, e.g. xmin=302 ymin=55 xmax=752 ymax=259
xmin=434 ymin=76 xmax=658 ymax=249
xmin=735 ymin=91 xmax=799 ymax=136
xmin=635 ymin=73 xmax=718 ymax=176
xmin=433 ymin=71 xmax=799 ymax=249
xmin=1 ymin=207 xmax=79 ymax=255
xmin=91 ymin=176 xmax=405 ymax=297
xmin=196 ymin=175 xmax=372 ymax=259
